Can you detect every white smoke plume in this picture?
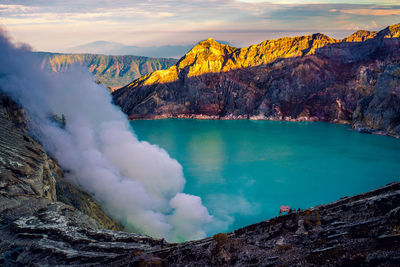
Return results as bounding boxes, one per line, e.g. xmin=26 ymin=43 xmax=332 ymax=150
xmin=0 ymin=29 xmax=212 ymax=242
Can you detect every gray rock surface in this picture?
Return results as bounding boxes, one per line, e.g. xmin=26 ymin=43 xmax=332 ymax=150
xmin=352 ymin=64 xmax=400 ymax=138
xmin=2 ymin=203 xmax=165 ymax=266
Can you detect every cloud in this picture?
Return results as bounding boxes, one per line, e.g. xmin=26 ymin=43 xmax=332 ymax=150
xmin=204 ymin=194 xmax=260 ymax=232
xmin=365 ymin=20 xmax=379 ymax=29
xmin=1 ymin=1 xmax=400 ymax=50
xmin=169 ymin=193 xmax=213 ymax=241
xmin=338 ymin=8 xmax=400 ymax=16
xmin=0 ymin=4 xmax=38 ymax=13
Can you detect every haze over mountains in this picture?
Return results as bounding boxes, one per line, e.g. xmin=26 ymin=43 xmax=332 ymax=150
xmin=63 ymin=40 xmax=231 ymax=59
xmin=113 ymin=23 xmax=400 ymax=138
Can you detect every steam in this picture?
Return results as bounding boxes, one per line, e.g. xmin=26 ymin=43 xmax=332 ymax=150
xmin=0 ymin=29 xmax=212 ymax=242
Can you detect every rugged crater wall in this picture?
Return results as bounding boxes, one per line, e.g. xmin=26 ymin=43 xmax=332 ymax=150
xmin=112 ymin=23 xmax=400 ymax=138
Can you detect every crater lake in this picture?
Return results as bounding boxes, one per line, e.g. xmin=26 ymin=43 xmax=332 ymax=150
xmin=130 ymin=119 xmax=400 ymax=235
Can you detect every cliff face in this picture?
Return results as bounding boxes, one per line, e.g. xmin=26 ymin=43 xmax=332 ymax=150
xmin=112 ymin=23 xmax=400 ymax=137
xmin=353 ymin=63 xmax=400 ymax=137
xmin=35 ymin=52 xmax=178 ymax=90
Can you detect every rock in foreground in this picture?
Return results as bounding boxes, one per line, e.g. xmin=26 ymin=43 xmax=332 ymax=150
xmin=113 ymin=182 xmax=400 ymax=266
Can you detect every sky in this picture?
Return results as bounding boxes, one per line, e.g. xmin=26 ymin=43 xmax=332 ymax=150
xmin=0 ymin=0 xmax=399 ymax=52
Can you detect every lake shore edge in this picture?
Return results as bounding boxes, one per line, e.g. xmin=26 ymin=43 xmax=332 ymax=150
xmin=128 ymin=114 xmax=400 ymax=139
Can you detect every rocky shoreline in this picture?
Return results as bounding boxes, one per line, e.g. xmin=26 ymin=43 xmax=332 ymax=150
xmin=128 ymin=114 xmax=400 ymax=139
xmin=128 ymin=113 xmax=330 ymax=122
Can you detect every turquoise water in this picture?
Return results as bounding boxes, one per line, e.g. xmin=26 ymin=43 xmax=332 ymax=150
xmin=130 ymin=119 xmax=400 ymax=235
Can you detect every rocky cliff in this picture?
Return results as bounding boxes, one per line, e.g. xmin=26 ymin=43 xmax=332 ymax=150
xmin=113 ymin=23 xmax=400 ymax=138
xmin=35 ymin=52 xmax=177 ymax=90
xmin=0 ymin=92 xmax=399 ymax=265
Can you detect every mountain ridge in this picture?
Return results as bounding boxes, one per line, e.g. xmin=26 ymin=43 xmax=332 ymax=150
xmin=112 ymin=23 xmax=400 ymax=138
xmin=63 ymin=40 xmax=232 ymax=59
xmin=35 ymin=52 xmax=178 ymax=89
xmin=119 ymin=24 xmax=400 ymax=86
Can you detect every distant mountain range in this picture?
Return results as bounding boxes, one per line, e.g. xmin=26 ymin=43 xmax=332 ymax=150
xmin=34 ymin=52 xmax=178 ymax=89
xmin=112 ymin=23 xmax=400 ymax=138
xmin=62 ymin=40 xmax=231 ymax=59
